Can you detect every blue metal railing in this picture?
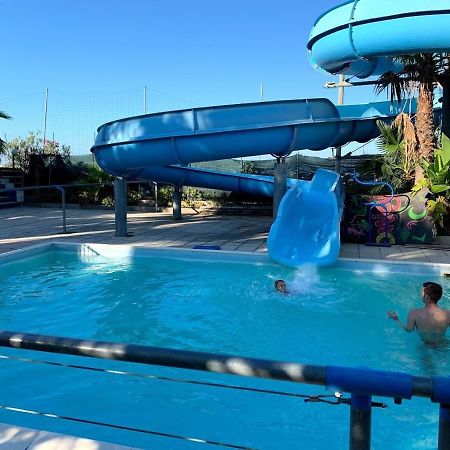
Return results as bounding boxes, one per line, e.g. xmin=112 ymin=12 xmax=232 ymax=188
xmin=0 ymin=331 xmax=447 ymax=450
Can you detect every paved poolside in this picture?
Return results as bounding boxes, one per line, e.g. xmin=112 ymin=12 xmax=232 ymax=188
xmin=0 ymin=206 xmax=449 ymax=264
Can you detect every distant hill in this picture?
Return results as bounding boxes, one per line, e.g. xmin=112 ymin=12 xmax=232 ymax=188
xmin=70 ymin=154 xmax=96 ymax=166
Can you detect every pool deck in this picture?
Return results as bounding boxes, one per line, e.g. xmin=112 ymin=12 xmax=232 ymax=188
xmin=0 ymin=423 xmax=138 ymax=449
xmin=0 ymin=206 xmax=449 ymax=264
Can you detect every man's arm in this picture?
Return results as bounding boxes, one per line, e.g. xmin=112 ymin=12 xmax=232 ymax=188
xmin=388 ymin=310 xmax=416 ymax=332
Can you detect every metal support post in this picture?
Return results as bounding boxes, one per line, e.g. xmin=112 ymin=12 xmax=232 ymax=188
xmin=114 ymin=178 xmax=128 ymax=237
xmin=55 ymin=186 xmax=66 ymax=233
xmin=273 ymin=156 xmax=287 ymax=219
xmin=335 ymin=74 xmax=345 ymax=174
xmin=439 ymin=405 xmax=450 ymax=450
xmin=349 ymin=394 xmax=372 ymax=450
xmin=172 ymin=186 xmax=182 ymax=220
xmin=154 ymin=182 xmax=158 ymax=212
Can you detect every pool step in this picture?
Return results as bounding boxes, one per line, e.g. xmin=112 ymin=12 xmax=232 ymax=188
xmin=0 ymin=422 xmax=141 ymax=449
xmin=0 ymin=172 xmax=23 ymax=209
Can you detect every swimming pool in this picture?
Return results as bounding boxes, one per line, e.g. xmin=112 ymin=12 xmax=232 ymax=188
xmin=0 ymin=243 xmax=449 ymax=449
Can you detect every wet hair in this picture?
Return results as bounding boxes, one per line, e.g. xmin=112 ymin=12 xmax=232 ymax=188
xmin=423 ymin=282 xmax=443 ymax=303
xmin=275 ymin=280 xmax=286 ymax=291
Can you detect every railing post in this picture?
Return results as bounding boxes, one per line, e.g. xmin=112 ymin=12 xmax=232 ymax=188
xmin=55 ymin=186 xmax=66 ymax=233
xmin=439 ymin=405 xmax=450 ymax=450
xmin=349 ymin=394 xmax=372 ymax=450
xmin=61 ymin=187 xmax=66 ymax=233
xmin=114 ymin=178 xmax=128 ymax=237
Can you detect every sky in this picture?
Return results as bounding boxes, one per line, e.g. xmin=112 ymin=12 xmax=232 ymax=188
xmin=0 ymin=0 xmax=382 ymax=156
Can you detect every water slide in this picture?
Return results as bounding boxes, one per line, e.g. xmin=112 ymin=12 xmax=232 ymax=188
xmin=91 ymin=98 xmax=407 ymax=266
xmin=91 ymin=0 xmax=447 ymax=267
xmin=308 ymin=0 xmax=450 ymax=78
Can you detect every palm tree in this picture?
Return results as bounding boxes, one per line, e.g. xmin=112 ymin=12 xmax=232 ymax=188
xmin=376 ymin=114 xmax=416 ymax=190
xmin=0 ymin=109 xmax=11 ymax=154
xmin=375 ymin=53 xmax=449 ymax=181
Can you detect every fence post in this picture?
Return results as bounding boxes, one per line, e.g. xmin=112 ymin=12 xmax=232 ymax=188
xmin=114 ymin=178 xmax=128 ymax=237
xmin=349 ymin=394 xmax=372 ymax=450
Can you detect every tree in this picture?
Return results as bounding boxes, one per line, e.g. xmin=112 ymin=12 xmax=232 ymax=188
xmin=6 ymin=132 xmax=80 ymax=186
xmin=0 ymin=109 xmax=11 ymax=155
xmin=376 ymin=114 xmax=416 ymax=191
xmin=375 ymin=53 xmax=449 ymax=181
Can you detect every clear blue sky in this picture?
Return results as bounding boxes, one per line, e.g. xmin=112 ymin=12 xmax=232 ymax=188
xmin=1 ymin=0 xmax=381 ymax=156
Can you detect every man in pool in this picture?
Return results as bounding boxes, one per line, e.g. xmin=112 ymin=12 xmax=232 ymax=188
xmin=388 ymin=282 xmax=450 ymax=344
xmin=274 ymin=279 xmax=288 ymax=294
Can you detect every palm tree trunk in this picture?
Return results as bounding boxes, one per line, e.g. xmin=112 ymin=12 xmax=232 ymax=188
xmin=415 ymin=82 xmax=435 ymax=181
xmin=442 ymin=76 xmax=450 ymax=141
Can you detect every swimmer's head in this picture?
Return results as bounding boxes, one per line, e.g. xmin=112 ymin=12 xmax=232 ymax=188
xmin=422 ymin=282 xmax=443 ymax=304
xmin=275 ymin=279 xmax=287 ymax=294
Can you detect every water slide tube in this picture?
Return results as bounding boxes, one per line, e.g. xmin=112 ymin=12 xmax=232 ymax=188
xmin=91 ymin=98 xmax=410 ymax=266
xmin=308 ymin=0 xmax=450 ymax=78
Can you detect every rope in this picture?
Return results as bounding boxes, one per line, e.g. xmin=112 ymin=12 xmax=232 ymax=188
xmin=0 ymin=404 xmax=255 ymax=449
xmin=0 ymin=354 xmax=326 ymax=400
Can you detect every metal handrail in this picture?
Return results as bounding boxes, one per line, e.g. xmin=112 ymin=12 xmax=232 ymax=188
xmin=0 ymin=330 xmax=448 ymax=450
xmin=0 ymin=181 xmax=154 ymax=233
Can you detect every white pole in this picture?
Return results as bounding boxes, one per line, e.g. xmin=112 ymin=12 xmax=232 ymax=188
xmin=43 ymin=88 xmax=49 ymax=145
xmin=335 ymin=75 xmax=345 ymax=173
xmin=260 ymin=82 xmax=264 ymax=102
xmin=144 ymin=85 xmax=147 ymax=114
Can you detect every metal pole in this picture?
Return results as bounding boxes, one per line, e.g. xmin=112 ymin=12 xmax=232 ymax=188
xmin=439 ymin=405 xmax=450 ymax=450
xmin=43 ymin=88 xmax=49 ymax=144
xmin=114 ymin=178 xmax=128 ymax=237
xmin=172 ymin=186 xmax=182 ymax=220
xmin=260 ymin=82 xmax=264 ymax=102
xmin=349 ymin=394 xmax=372 ymax=450
xmin=54 ymin=186 xmax=67 ymax=233
xmin=61 ymin=188 xmax=66 ymax=233
xmin=273 ymin=156 xmax=287 ymax=219
xmin=144 ymin=85 xmax=147 ymax=114
xmin=335 ymin=74 xmax=345 ymax=174
xmin=154 ymin=182 xmax=158 ymax=212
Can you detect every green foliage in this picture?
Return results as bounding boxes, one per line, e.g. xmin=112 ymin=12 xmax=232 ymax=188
xmin=78 ymin=166 xmax=114 ymax=205
xmin=241 ymin=161 xmax=255 ymax=174
xmin=375 ymin=119 xmax=415 ymax=192
xmin=157 ymin=186 xmax=174 ymax=206
xmin=0 ymin=110 xmax=10 ymax=155
xmin=101 ymin=196 xmax=114 ymax=207
xmin=5 ymin=132 xmax=84 ymax=186
xmin=412 ymin=136 xmax=450 ymax=229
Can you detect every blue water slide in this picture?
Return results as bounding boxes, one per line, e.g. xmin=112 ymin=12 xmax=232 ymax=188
xmin=91 ymin=98 xmax=409 ymax=266
xmin=268 ymin=169 xmax=344 ymax=267
xmin=307 ymin=0 xmax=450 ymax=77
xmin=91 ymin=98 xmax=410 ymax=177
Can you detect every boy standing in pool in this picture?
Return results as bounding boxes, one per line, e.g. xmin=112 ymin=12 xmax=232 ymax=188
xmin=388 ymin=282 xmax=450 ymax=344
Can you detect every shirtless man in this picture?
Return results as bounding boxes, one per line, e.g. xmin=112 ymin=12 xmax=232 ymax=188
xmin=388 ymin=282 xmax=450 ymax=344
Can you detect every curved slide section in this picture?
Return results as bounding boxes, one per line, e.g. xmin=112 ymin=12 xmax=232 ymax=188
xmin=92 ymin=98 xmax=410 ymax=176
xmin=268 ymin=169 xmax=344 ymax=267
xmin=91 ymin=99 xmax=411 ymax=267
xmin=308 ymin=0 xmax=450 ymax=77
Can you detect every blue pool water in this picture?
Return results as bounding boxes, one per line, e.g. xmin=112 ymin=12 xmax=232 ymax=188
xmin=0 ymin=246 xmax=449 ymax=449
